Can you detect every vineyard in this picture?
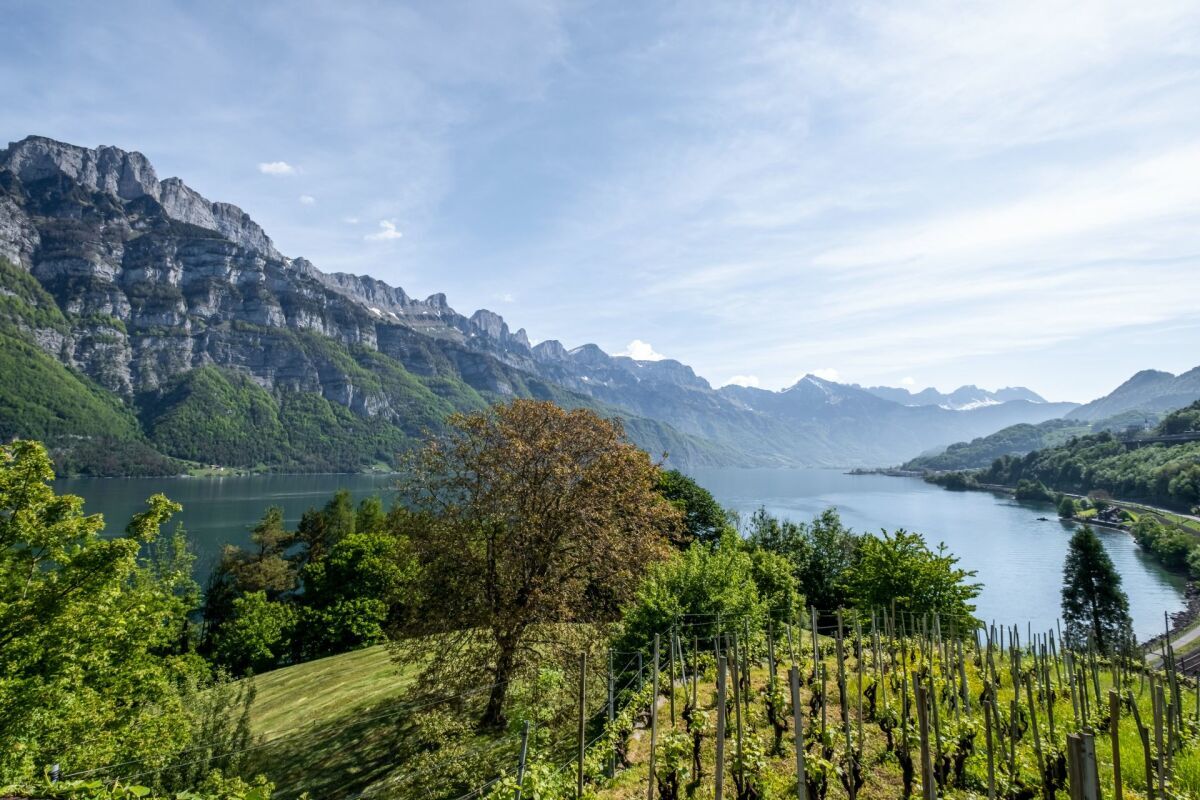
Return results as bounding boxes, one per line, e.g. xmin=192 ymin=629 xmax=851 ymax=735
xmin=421 ymin=611 xmax=1200 ymax=800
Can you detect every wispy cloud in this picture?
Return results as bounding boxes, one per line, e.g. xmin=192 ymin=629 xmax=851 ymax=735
xmin=722 ymin=374 xmax=760 ymax=388
xmin=298 ymin=194 xmax=316 ymax=205
xmin=364 ymin=220 xmax=403 ymax=241
xmin=258 ymin=161 xmax=296 ymax=176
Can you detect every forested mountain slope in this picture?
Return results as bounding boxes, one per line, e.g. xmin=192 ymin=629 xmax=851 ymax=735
xmin=977 ymin=400 xmax=1200 ymax=511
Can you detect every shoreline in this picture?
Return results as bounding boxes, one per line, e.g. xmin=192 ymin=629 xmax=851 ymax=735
xmin=861 ymin=468 xmax=1200 ymax=645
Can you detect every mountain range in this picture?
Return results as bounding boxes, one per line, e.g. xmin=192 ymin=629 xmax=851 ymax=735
xmin=0 ymin=135 xmax=1170 ymax=475
xmin=862 ymin=384 xmax=1046 ymax=410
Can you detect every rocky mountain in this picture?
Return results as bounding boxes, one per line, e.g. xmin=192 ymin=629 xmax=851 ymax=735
xmin=863 ymin=383 xmax=1047 ymax=410
xmin=1066 ymin=367 xmax=1200 ymax=421
xmin=0 ymin=135 xmax=1082 ymax=474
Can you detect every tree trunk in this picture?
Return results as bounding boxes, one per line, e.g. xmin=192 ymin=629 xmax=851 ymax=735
xmin=481 ymin=638 xmax=517 ymax=730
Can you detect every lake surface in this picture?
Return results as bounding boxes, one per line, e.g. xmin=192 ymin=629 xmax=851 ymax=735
xmin=56 ymin=468 xmax=1186 ymax=641
xmin=691 ymin=468 xmax=1186 ymax=641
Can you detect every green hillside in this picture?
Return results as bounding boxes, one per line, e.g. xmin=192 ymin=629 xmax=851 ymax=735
xmin=904 ymin=409 xmax=1164 ymax=471
xmin=978 ymin=400 xmax=1200 ymax=511
xmin=903 ymin=418 xmax=1092 ymax=471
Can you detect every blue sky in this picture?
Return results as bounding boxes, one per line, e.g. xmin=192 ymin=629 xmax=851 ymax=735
xmin=4 ymin=1 xmax=1200 ymax=402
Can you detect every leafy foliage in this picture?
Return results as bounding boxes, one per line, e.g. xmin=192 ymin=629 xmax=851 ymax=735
xmin=980 ymin=429 xmax=1200 ymax=512
xmin=393 ymin=400 xmax=681 ymax=729
xmin=619 ymin=535 xmax=771 ymax=648
xmin=656 ymin=469 xmax=733 ymax=547
xmin=746 ymin=508 xmax=859 ymax=610
xmin=843 ymin=529 xmax=981 ymax=624
xmin=0 ymin=440 xmax=256 ymax=792
xmin=202 ymin=493 xmax=416 ymax=674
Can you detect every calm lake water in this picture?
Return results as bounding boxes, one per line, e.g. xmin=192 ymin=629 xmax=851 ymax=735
xmin=56 ymin=468 xmax=1186 ymax=641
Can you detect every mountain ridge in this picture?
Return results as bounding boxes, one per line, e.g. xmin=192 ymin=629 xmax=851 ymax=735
xmin=1067 ymin=367 xmax=1200 ymax=421
xmin=0 ymin=135 xmax=1085 ymax=472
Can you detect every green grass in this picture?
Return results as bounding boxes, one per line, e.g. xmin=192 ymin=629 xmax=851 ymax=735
xmin=241 ymin=645 xmax=420 ymax=798
xmin=247 ymin=645 xmax=413 ymax=739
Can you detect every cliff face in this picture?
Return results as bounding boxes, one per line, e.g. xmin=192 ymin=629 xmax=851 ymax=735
xmin=0 ymin=137 xmax=526 ymax=407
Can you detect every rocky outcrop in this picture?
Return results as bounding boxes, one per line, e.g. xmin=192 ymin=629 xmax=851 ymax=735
xmin=1 ymin=137 xmax=280 ymax=260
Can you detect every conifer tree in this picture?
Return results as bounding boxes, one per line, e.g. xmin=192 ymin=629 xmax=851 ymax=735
xmin=1061 ymin=525 xmax=1133 ymax=653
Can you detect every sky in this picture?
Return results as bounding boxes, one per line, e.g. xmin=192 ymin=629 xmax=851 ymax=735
xmin=3 ymin=1 xmax=1200 ymax=402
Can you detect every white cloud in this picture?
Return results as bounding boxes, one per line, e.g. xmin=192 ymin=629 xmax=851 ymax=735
xmin=722 ymin=375 xmax=760 ymax=388
xmin=617 ymin=340 xmax=666 ymax=361
xmin=811 ymin=368 xmax=841 ymax=382
xmin=298 ymin=194 xmax=316 ymax=205
xmin=257 ymin=161 xmax=296 ymax=176
xmin=901 ymin=376 xmax=916 ymax=386
xmin=497 ymin=292 xmax=516 ymax=303
xmin=365 ymin=220 xmax=403 ymax=241
xmin=343 ymin=216 xmax=360 ymax=225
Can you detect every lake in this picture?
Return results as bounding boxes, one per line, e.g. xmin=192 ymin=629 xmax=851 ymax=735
xmin=56 ymin=468 xmax=1186 ymax=641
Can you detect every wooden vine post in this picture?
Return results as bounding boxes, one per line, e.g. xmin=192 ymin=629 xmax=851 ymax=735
xmin=983 ymin=684 xmax=996 ymax=800
xmin=790 ymin=666 xmax=808 ymax=800
xmin=915 ymin=680 xmax=936 ymax=800
xmin=716 ymin=655 xmax=727 ymax=800
xmin=647 ymin=634 xmax=660 ymax=800
xmin=1128 ymin=690 xmax=1154 ymax=800
xmin=515 ymin=720 xmax=531 ymax=800
xmin=1067 ymin=730 xmax=1100 ymax=800
xmin=1109 ymin=690 xmax=1123 ymax=800
xmin=607 ymin=649 xmax=616 ymax=779
xmin=577 ymin=651 xmax=587 ymax=800
xmin=731 ymin=634 xmax=745 ymax=786
xmin=668 ymin=628 xmax=676 ymax=728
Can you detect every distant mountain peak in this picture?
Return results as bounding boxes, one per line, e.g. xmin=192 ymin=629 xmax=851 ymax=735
xmin=862 ymin=382 xmax=1047 ymax=410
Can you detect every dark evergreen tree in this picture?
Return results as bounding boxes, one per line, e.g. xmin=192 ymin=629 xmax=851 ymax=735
xmin=1061 ymin=525 xmax=1133 ymax=654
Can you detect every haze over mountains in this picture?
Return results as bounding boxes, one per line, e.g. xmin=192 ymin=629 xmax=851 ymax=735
xmin=0 ymin=135 xmax=1189 ymax=474
xmin=862 ymin=384 xmax=1047 ymax=411
xmin=1066 ymin=368 xmax=1200 ymax=421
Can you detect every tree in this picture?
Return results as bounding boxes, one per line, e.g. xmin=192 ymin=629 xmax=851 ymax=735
xmin=657 ymin=469 xmax=731 ymax=548
xmin=298 ymin=528 xmax=417 ymax=658
xmin=355 ymin=495 xmax=387 ymax=533
xmin=747 ymin=507 xmax=858 ymax=610
xmin=620 ymin=533 xmax=767 ymax=649
xmin=211 ymin=590 xmax=297 ymax=675
xmin=1061 ymin=525 xmax=1133 ymax=654
xmin=293 ymin=489 xmax=357 ymax=567
xmin=229 ymin=506 xmax=297 ymax=595
xmin=1058 ymin=495 xmax=1076 ymax=518
xmin=201 ymin=505 xmax=297 ymax=655
xmin=795 ymin=509 xmax=859 ymax=611
xmin=395 ymin=400 xmax=681 ymax=729
xmin=0 ymin=440 xmax=204 ymax=781
xmin=844 ymin=529 xmax=980 ymax=625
